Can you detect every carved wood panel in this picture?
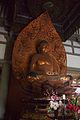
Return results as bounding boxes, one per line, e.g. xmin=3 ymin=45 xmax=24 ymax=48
xmin=12 ymin=11 xmax=67 ymax=81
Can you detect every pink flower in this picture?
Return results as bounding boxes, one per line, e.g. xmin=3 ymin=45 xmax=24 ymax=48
xmin=78 ymin=106 xmax=80 ymax=111
xmin=72 ymin=105 xmax=77 ymax=112
xmin=66 ymin=98 xmax=79 ymax=112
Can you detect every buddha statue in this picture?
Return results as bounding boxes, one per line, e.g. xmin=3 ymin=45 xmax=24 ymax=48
xmin=28 ymin=40 xmax=60 ymax=78
xmin=27 ymin=40 xmax=61 ymax=97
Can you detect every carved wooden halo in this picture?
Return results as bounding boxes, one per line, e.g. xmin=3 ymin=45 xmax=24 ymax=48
xmin=12 ymin=11 xmax=67 ymax=80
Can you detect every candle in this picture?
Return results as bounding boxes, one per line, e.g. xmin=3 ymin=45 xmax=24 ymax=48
xmin=63 ymin=94 xmax=66 ymax=100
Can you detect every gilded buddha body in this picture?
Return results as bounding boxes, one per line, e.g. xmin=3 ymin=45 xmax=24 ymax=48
xmin=29 ymin=40 xmax=60 ymax=77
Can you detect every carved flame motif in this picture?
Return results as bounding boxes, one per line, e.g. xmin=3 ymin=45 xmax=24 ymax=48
xmin=12 ymin=11 xmax=67 ymax=81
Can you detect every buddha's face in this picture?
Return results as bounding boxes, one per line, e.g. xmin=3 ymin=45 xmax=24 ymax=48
xmin=41 ymin=44 xmax=49 ymax=53
xmin=38 ymin=41 xmax=50 ymax=53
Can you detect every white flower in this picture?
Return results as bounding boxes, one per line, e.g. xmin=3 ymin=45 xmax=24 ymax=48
xmin=55 ymin=102 xmax=59 ymax=108
xmin=54 ymin=106 xmax=57 ymax=110
xmin=59 ymin=100 xmax=63 ymax=106
xmin=49 ymin=101 xmax=59 ymax=110
xmin=75 ymin=87 xmax=80 ymax=94
xmin=50 ymin=101 xmax=54 ymax=109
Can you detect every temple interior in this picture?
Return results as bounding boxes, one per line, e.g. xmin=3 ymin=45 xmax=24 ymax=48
xmin=0 ymin=0 xmax=80 ymax=120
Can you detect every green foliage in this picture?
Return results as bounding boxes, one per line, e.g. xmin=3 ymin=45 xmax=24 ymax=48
xmin=70 ymin=98 xmax=77 ymax=105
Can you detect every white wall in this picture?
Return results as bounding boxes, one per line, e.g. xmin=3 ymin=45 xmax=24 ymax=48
xmin=67 ymin=54 xmax=80 ymax=68
xmin=0 ymin=35 xmax=6 ymax=59
xmin=0 ymin=44 xmax=6 ymax=59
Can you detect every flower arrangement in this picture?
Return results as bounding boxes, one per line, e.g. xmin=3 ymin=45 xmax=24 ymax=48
xmin=47 ymin=92 xmax=64 ymax=119
xmin=48 ymin=94 xmax=63 ymax=111
xmin=66 ymin=97 xmax=80 ymax=119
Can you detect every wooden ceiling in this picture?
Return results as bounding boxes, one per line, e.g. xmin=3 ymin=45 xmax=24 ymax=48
xmin=5 ymin=0 xmax=80 ymax=41
xmin=25 ymin=0 xmax=80 ymax=41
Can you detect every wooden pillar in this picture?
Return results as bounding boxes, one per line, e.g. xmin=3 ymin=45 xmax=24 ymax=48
xmin=0 ymin=35 xmax=14 ymax=119
xmin=0 ymin=62 xmax=10 ymax=118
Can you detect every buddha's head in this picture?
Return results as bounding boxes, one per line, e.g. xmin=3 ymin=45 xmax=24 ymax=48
xmin=37 ymin=40 xmax=50 ymax=53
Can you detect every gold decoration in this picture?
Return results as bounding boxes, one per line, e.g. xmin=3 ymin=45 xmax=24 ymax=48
xmin=12 ymin=11 xmax=67 ymax=81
